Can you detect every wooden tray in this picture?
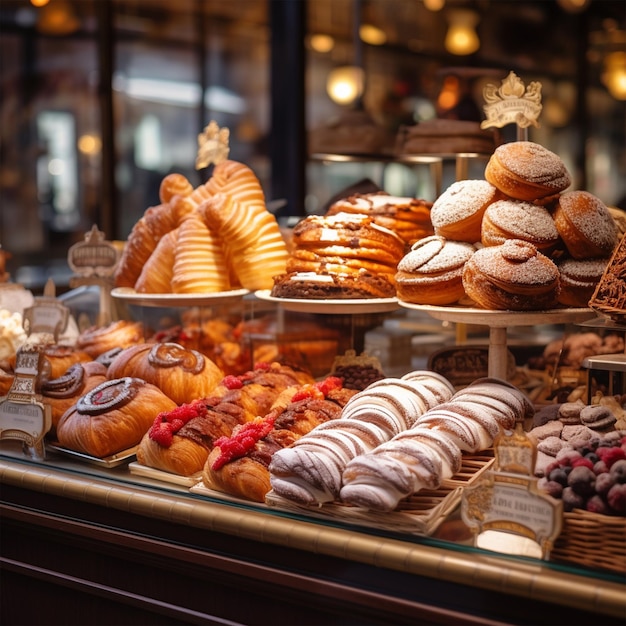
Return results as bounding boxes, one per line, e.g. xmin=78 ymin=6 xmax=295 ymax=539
xmin=265 ymin=452 xmax=494 ymax=536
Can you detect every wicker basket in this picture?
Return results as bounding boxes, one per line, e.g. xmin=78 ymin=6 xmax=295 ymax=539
xmin=551 ymin=508 xmax=626 ymax=574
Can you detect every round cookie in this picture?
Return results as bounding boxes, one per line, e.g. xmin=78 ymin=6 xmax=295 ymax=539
xmin=485 ymin=141 xmax=571 ymax=201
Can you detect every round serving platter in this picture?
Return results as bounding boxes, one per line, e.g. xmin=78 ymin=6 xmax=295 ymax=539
xmin=254 ymin=290 xmax=400 ymax=314
xmin=111 ymin=287 xmax=250 ymax=308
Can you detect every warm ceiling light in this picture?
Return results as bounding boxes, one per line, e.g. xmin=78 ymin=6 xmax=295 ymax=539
xmin=78 ymin=134 xmax=102 ymax=156
xmin=309 ymin=34 xmax=334 ymax=53
xmin=327 ymin=66 xmax=364 ymax=105
xmin=423 ymin=0 xmax=445 ymax=11
xmin=603 ymin=51 xmax=626 ymax=100
xmin=445 ymin=9 xmax=480 ymax=56
xmin=557 ymin=0 xmax=590 ymax=13
xmin=359 ymin=24 xmax=387 ymax=46
xmin=30 ymin=0 xmax=50 ymax=7
xmin=37 ymin=0 xmax=79 ymax=35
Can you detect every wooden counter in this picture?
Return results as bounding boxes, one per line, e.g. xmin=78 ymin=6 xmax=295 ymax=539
xmin=1 ymin=454 xmax=624 ymax=626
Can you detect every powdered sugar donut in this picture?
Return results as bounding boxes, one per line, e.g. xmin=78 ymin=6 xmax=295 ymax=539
xmin=485 ymin=141 xmax=571 ymax=201
xmin=430 ymin=179 xmax=500 ymax=243
xmin=554 ymin=191 xmax=618 ymax=260
xmin=395 ymin=235 xmax=476 ymax=305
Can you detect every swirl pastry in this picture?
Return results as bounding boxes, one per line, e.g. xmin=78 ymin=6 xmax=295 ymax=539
xmin=41 ymin=361 xmax=108 ymax=437
xmin=267 ymin=370 xmax=455 ymax=506
xmin=462 ymin=239 xmax=560 ymax=311
xmin=107 ymin=342 xmax=224 ymax=405
xmin=484 ymin=141 xmax=571 ymax=202
xmin=76 ymin=320 xmax=144 ymax=359
xmin=430 ymin=179 xmax=500 ymax=244
xmin=56 ymin=377 xmax=177 ymax=458
xmin=339 ymin=378 xmax=534 ymax=511
xmin=191 ymin=159 xmax=266 ymax=207
xmin=553 ymin=190 xmax=618 ymax=260
xmin=39 ymin=345 xmax=92 ymax=381
xmin=395 ymin=235 xmax=476 ymax=305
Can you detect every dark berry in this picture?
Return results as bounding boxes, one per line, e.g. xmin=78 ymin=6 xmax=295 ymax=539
xmin=568 ymin=466 xmax=596 ymax=497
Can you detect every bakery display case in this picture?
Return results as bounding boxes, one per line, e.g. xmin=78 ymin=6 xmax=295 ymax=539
xmin=1 ymin=437 xmax=624 ymax=626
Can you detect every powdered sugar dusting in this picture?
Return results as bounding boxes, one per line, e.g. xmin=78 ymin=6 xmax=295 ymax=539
xmin=431 ymin=179 xmax=496 ymax=226
xmin=484 ymin=199 xmax=559 ymax=242
xmin=493 ymin=141 xmax=571 ymax=189
xmin=471 ymin=240 xmax=559 ymax=285
xmin=398 ymin=235 xmax=475 ymax=273
xmin=558 ymin=191 xmax=618 ymax=249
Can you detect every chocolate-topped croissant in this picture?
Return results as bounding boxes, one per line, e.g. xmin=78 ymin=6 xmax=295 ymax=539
xmin=106 ymin=342 xmax=224 ymax=405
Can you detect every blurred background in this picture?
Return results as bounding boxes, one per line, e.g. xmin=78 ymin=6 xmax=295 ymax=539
xmin=0 ymin=0 xmax=624 ymax=292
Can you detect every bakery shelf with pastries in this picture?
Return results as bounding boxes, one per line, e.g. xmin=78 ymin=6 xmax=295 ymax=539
xmin=112 ymin=158 xmax=290 ymax=299
xmin=395 ymin=141 xmax=622 ymax=314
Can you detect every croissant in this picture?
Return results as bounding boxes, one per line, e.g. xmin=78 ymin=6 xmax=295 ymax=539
xmin=135 ymin=362 xmax=315 ymax=476
xmin=159 ymin=173 xmax=194 ymax=204
xmin=114 ymin=195 xmax=195 ymax=288
xmin=199 ymin=193 xmax=289 ymax=290
xmin=203 ymin=419 xmax=293 ymax=501
xmin=136 ymin=397 xmax=239 ymax=476
xmin=134 ymin=228 xmax=178 ymax=293
xmin=56 ymin=377 xmax=177 ymax=458
xmin=106 ymin=342 xmax=224 ymax=405
xmin=41 ymin=361 xmax=108 ymax=437
xmin=203 ymin=378 xmax=354 ymax=502
xmin=171 ymin=212 xmax=231 ymax=294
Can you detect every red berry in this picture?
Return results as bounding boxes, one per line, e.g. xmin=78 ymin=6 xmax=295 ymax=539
xmin=222 ymin=375 xmax=243 ymax=390
xmin=571 ymin=457 xmax=594 ymax=470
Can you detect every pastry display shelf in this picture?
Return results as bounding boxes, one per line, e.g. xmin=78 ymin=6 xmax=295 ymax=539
xmin=398 ymin=304 xmax=596 ymax=380
xmin=310 ymin=151 xmax=490 ymax=197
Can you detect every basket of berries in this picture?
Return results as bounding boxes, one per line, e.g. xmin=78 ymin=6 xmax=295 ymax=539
xmin=538 ymin=431 xmax=626 ymax=574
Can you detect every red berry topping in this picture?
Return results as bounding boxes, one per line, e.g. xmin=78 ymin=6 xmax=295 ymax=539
xmin=222 ymin=375 xmax=243 ymax=390
xmin=211 ymin=416 xmax=275 ymax=470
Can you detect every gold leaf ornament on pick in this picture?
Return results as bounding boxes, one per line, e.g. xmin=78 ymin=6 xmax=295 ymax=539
xmin=196 ymin=121 xmax=230 ymax=169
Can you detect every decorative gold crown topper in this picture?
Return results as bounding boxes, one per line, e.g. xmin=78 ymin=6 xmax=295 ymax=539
xmin=481 ymin=71 xmax=543 ymax=130
xmin=196 ymin=121 xmax=230 ymax=169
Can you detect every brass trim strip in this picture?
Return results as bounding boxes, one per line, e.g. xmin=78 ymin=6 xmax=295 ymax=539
xmin=1 ymin=459 xmax=624 ymax=618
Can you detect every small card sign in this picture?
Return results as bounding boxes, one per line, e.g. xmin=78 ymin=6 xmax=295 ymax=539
xmin=22 ymin=279 xmax=69 ymax=342
xmin=68 ymin=224 xmax=119 ymax=278
xmin=461 ymin=423 xmax=562 ymax=559
xmin=481 ymin=71 xmax=542 ymax=131
xmin=0 ymin=344 xmax=51 ymax=460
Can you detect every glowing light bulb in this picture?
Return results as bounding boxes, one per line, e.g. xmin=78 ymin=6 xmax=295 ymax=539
xmin=327 ymin=66 xmax=364 ymax=105
xmin=445 ymin=9 xmax=480 ymax=56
